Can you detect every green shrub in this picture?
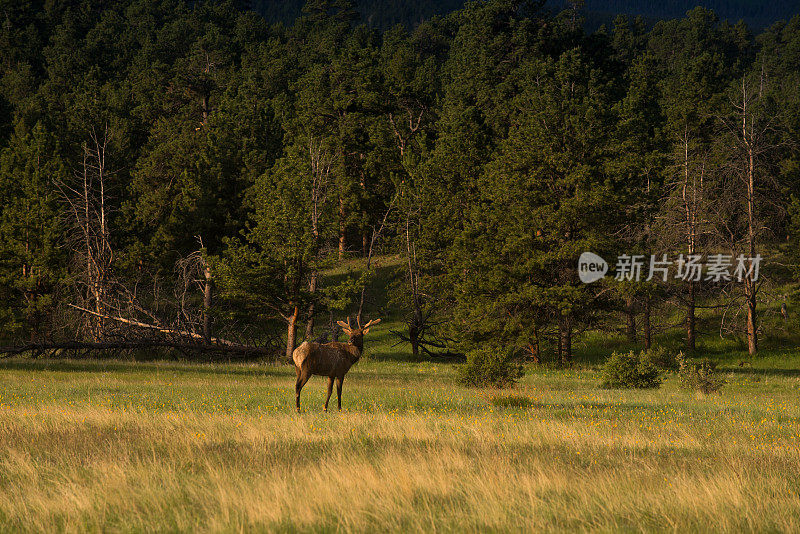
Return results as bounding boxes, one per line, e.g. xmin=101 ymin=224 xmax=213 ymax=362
xmin=459 ymin=348 xmax=524 ymax=388
xmin=677 ymin=352 xmax=725 ymax=394
xmin=601 ymin=349 xmax=662 ymax=389
xmin=646 ymin=346 xmax=679 ymax=370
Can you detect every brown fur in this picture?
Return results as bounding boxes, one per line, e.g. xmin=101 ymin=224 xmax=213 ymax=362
xmin=292 ymin=318 xmax=380 ymax=412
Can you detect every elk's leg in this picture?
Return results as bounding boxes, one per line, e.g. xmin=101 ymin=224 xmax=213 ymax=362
xmin=295 ymin=367 xmax=310 ymax=413
xmin=335 ymin=376 xmax=344 ymax=411
xmin=324 ymin=376 xmax=334 ymax=412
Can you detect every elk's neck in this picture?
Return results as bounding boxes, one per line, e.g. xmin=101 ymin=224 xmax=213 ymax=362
xmin=349 ymin=338 xmax=364 ymax=360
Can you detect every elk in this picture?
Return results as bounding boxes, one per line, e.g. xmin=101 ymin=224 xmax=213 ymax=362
xmin=292 ymin=317 xmax=381 ymax=412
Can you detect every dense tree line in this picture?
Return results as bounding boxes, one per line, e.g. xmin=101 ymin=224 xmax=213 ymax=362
xmin=1 ymin=0 xmax=799 ymax=361
xmin=251 ymin=0 xmax=800 ymax=32
xmin=251 ymin=0 xmax=465 ymax=29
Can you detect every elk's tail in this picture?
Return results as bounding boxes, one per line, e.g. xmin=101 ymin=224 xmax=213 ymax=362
xmin=292 ymin=341 xmax=310 ymax=368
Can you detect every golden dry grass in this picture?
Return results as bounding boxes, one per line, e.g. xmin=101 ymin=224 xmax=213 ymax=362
xmin=0 ymin=358 xmax=799 ymax=532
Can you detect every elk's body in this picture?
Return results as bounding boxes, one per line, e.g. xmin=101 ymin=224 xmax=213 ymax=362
xmin=292 ymin=317 xmax=380 ymax=412
xmin=293 ymin=341 xmax=359 ymax=377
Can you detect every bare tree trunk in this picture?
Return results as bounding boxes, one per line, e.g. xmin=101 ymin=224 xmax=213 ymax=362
xmin=625 ymin=297 xmax=636 ymax=342
xmin=96 ymin=127 xmax=111 ymax=320
xmin=62 ymin=124 xmax=115 ymax=342
xmin=746 ymin=287 xmax=757 ymax=354
xmin=559 ymin=314 xmax=572 ymax=366
xmin=409 ymin=322 xmax=420 ymax=358
xmin=338 ymin=196 xmax=346 ymax=259
xmin=82 ymin=151 xmax=97 ymax=338
xmin=405 ymin=218 xmax=423 ymax=358
xmin=306 ymin=136 xmax=331 ymax=343
xmin=557 ymin=321 xmax=563 ymax=362
xmin=286 ymin=305 xmax=299 ymax=361
xmin=743 ymin=80 xmax=758 ymax=356
xmin=687 ymin=281 xmax=696 ymax=351
xmin=529 ymin=323 xmax=541 ymax=364
xmin=305 ymin=272 xmax=317 ymax=340
xmin=745 ymin=215 xmax=757 ymax=356
xmin=22 ymin=235 xmax=38 ymax=341
xmin=388 ymin=109 xmax=427 ymax=358
xmin=643 ymin=297 xmax=652 ymax=350
xmin=680 ymin=129 xmax=699 ymax=353
xmin=356 ymin=203 xmax=394 ymax=326
xmin=203 ymin=265 xmax=212 ymax=343
xmin=329 ymin=311 xmax=338 ymax=342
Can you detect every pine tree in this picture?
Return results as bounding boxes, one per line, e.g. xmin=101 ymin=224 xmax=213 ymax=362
xmin=0 ymin=122 xmax=67 ymax=341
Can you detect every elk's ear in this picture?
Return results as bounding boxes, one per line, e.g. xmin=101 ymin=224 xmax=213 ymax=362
xmin=363 ymin=328 xmax=370 ymax=334
xmin=337 ymin=320 xmax=350 ymax=331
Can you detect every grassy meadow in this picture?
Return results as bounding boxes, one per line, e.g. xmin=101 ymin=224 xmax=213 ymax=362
xmin=1 ymin=346 xmax=800 ymax=532
xmin=2 ymin=258 xmax=800 ymax=532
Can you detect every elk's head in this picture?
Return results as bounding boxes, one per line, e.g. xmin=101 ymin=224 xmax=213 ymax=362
xmin=337 ymin=316 xmax=381 ymax=354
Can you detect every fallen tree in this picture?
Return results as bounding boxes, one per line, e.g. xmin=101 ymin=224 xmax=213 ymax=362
xmin=68 ymin=304 xmax=239 ymax=346
xmin=0 ymin=340 xmax=276 ymax=360
xmin=0 ymin=304 xmax=280 ymax=361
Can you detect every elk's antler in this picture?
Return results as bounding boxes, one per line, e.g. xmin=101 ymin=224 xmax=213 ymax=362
xmin=363 ymin=318 xmax=381 ymax=329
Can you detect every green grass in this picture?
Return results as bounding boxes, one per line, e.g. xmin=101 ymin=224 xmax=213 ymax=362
xmin=2 ymin=255 xmax=799 ymax=531
xmin=1 ymin=353 xmax=800 ymax=532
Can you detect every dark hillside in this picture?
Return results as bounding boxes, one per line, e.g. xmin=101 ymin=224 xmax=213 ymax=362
xmin=249 ymin=0 xmax=800 ymax=30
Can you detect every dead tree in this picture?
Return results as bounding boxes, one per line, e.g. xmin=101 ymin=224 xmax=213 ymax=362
xmin=355 ymin=196 xmax=395 ymax=326
xmin=655 ymin=124 xmax=715 ymax=351
xmin=0 ymin=340 xmax=277 ymax=360
xmin=58 ymin=124 xmax=115 ymax=341
xmin=718 ymin=71 xmax=780 ymax=355
xmin=404 ymin=217 xmax=424 ymax=357
xmin=175 ymin=243 xmax=214 ymax=343
xmin=303 ymin=136 xmax=333 ymax=342
xmin=388 ymin=98 xmax=431 ymax=358
xmin=204 ymin=263 xmax=212 ymax=342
